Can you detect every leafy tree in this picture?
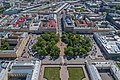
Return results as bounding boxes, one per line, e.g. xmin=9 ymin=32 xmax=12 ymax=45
xmin=80 ymin=48 xmax=87 ymax=55
xmin=50 ymin=45 xmax=60 ymax=58
xmin=0 ymin=40 xmax=9 ymax=50
xmin=32 ymin=32 xmax=60 ymax=59
xmin=62 ymin=33 xmax=92 ymax=57
xmin=65 ymin=46 xmax=74 ymax=57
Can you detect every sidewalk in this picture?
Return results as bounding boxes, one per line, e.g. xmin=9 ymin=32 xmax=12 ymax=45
xmin=57 ymin=40 xmax=67 ymax=56
xmin=60 ymin=66 xmax=69 ymax=80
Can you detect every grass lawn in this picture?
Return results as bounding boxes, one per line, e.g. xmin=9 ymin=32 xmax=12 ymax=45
xmin=44 ymin=67 xmax=60 ymax=80
xmin=68 ymin=67 xmax=85 ymax=80
xmin=116 ymin=63 xmax=120 ymax=68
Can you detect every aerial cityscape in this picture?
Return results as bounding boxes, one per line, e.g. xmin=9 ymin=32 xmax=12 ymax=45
xmin=0 ymin=0 xmax=120 ymax=80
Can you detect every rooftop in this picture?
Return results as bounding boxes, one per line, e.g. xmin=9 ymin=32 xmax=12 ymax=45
xmin=0 ymin=61 xmax=10 ymax=80
xmin=108 ymin=13 xmax=120 ymax=17
xmin=96 ymin=21 xmax=115 ymax=29
xmin=87 ymin=64 xmax=102 ymax=80
xmin=87 ymin=61 xmax=120 ymax=80
xmin=9 ymin=61 xmax=41 ymax=80
xmin=94 ymin=32 xmax=120 ymax=54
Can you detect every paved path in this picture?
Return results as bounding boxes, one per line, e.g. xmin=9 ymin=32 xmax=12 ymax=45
xmin=57 ymin=40 xmax=67 ymax=65
xmin=57 ymin=40 xmax=67 ymax=56
xmin=60 ymin=66 xmax=69 ymax=80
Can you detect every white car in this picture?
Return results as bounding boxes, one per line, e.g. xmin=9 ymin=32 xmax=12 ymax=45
xmin=32 ymin=52 xmax=37 ymax=56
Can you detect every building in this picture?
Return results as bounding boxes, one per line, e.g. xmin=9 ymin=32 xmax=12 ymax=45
xmin=85 ymin=1 xmax=100 ymax=13
xmin=0 ymin=61 xmax=11 ymax=80
xmin=93 ymin=32 xmax=120 ymax=60
xmin=87 ymin=13 xmax=105 ymax=22
xmin=62 ymin=14 xmax=74 ymax=32
xmin=0 ymin=60 xmax=41 ymax=80
xmin=0 ymin=32 xmax=29 ymax=59
xmin=86 ymin=64 xmax=102 ymax=80
xmin=8 ymin=60 xmax=41 ymax=80
xmin=29 ymin=14 xmax=57 ymax=33
xmin=106 ymin=12 xmax=120 ymax=30
xmin=86 ymin=61 xmax=120 ymax=80
xmin=62 ymin=14 xmax=114 ymax=33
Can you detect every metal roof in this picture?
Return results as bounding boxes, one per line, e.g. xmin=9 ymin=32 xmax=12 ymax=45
xmin=87 ymin=64 xmax=102 ymax=80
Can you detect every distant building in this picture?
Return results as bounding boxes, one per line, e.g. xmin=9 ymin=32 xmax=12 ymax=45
xmin=0 ymin=32 xmax=29 ymax=59
xmin=93 ymin=32 xmax=120 ymax=60
xmin=0 ymin=60 xmax=41 ymax=80
xmin=8 ymin=61 xmax=41 ymax=80
xmin=86 ymin=61 xmax=120 ymax=80
xmin=106 ymin=12 xmax=120 ymax=30
xmin=0 ymin=61 xmax=10 ymax=80
xmin=62 ymin=14 xmax=113 ymax=33
xmin=29 ymin=14 xmax=57 ymax=33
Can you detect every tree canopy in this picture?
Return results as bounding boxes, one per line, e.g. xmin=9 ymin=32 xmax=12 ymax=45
xmin=32 ymin=32 xmax=60 ymax=58
xmin=0 ymin=39 xmax=9 ymax=50
xmin=113 ymin=6 xmax=120 ymax=10
xmin=62 ymin=33 xmax=92 ymax=57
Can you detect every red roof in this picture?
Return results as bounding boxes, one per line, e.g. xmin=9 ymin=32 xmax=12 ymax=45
xmin=13 ymin=16 xmax=26 ymax=27
xmin=79 ymin=24 xmax=88 ymax=27
xmin=13 ymin=23 xmax=18 ymax=27
xmin=48 ymin=20 xmax=56 ymax=28
xmin=17 ymin=17 xmax=26 ymax=23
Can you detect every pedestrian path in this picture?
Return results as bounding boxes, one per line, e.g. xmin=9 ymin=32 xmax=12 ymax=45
xmin=60 ymin=66 xmax=69 ymax=80
xmin=57 ymin=40 xmax=67 ymax=56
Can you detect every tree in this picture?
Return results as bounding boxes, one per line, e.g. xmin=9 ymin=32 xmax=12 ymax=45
xmin=37 ymin=36 xmax=44 ymax=41
xmin=40 ymin=40 xmax=46 ymax=47
xmin=65 ymin=46 xmax=74 ymax=57
xmin=62 ymin=33 xmax=67 ymax=41
xmin=62 ymin=33 xmax=92 ymax=58
xmin=80 ymin=48 xmax=87 ymax=55
xmin=32 ymin=32 xmax=60 ymax=59
xmin=38 ymin=48 xmax=48 ymax=57
xmin=0 ymin=40 xmax=9 ymax=50
xmin=41 ymin=33 xmax=50 ymax=41
xmin=50 ymin=46 xmax=60 ymax=58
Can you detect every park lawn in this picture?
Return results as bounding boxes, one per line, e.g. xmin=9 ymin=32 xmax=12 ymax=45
xmin=68 ymin=67 xmax=85 ymax=80
xmin=116 ymin=63 xmax=120 ymax=69
xmin=44 ymin=67 xmax=60 ymax=80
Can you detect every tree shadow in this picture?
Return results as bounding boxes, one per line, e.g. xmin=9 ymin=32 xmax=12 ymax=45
xmin=64 ymin=55 xmax=77 ymax=60
xmin=64 ymin=56 xmax=72 ymax=60
xmin=39 ymin=56 xmax=46 ymax=60
xmin=49 ymin=56 xmax=59 ymax=61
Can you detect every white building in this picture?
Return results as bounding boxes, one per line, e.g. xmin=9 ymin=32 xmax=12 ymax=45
xmin=87 ymin=61 xmax=120 ymax=80
xmin=8 ymin=60 xmax=41 ymax=80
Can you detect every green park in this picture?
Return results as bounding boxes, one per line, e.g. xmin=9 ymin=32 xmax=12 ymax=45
xmin=68 ymin=67 xmax=85 ymax=80
xmin=44 ymin=67 xmax=61 ymax=80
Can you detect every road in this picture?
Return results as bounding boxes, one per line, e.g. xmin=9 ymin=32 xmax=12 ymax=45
xmin=22 ymin=34 xmax=38 ymax=59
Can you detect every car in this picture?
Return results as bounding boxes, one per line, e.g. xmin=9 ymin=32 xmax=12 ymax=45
xmin=23 ymin=56 xmax=27 ymax=58
xmin=32 ymin=52 xmax=37 ymax=56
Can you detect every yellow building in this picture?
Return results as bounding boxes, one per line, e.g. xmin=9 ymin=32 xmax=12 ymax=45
xmin=0 ymin=32 xmax=29 ymax=59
